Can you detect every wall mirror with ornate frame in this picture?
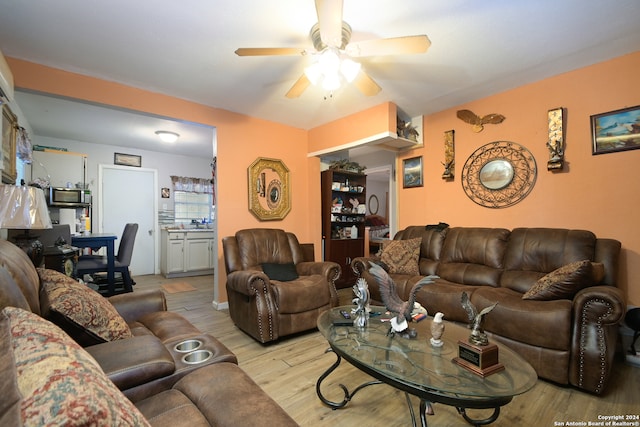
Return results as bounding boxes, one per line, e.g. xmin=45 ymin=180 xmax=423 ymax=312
xmin=247 ymin=157 xmax=291 ymax=221
xmin=461 ymin=141 xmax=537 ymax=208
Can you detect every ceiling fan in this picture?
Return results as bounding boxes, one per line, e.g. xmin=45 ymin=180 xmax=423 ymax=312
xmin=235 ymin=0 xmax=431 ymax=98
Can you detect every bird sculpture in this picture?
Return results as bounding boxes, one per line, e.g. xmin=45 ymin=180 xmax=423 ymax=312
xmin=456 ymin=109 xmax=506 ymax=133
xmin=460 ymin=291 xmax=498 ymax=346
xmin=368 ymin=261 xmax=438 ymax=336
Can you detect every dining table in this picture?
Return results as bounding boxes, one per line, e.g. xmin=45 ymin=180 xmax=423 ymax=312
xmin=71 ymin=233 xmax=118 ymax=294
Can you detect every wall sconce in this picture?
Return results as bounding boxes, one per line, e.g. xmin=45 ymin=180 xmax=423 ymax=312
xmin=0 ymin=185 xmax=52 ymax=266
xmin=155 ymin=130 xmax=180 ymax=143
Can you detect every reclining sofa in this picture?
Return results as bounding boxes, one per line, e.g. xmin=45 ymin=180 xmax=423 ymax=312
xmin=353 ymin=226 xmax=625 ymax=395
xmin=0 ymin=239 xmax=297 ymax=426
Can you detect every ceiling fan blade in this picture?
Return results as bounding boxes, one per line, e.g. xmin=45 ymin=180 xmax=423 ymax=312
xmin=235 ymin=47 xmax=306 ymax=56
xmin=353 ymin=70 xmax=381 ymax=97
xmin=285 ymin=74 xmax=311 ymax=98
xmin=315 ymin=0 xmax=343 ymax=47
xmin=346 ymin=35 xmax=431 ymax=57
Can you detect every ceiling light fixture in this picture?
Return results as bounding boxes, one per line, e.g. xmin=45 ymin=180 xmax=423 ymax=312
xmin=155 ymin=130 xmax=179 ymax=143
xmin=304 ymin=48 xmax=361 ymax=92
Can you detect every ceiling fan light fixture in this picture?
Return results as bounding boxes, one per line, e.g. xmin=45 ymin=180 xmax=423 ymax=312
xmin=155 ymin=130 xmax=180 ymax=143
xmin=304 ymin=62 xmax=322 ymax=85
xmin=340 ymin=58 xmax=361 ymax=83
xmin=322 ymin=72 xmax=341 ymax=91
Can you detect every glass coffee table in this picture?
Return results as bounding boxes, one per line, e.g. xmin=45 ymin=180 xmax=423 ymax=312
xmin=316 ymin=306 xmax=537 ymax=426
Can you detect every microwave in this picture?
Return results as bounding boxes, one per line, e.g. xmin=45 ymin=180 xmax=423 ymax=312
xmin=49 ymin=187 xmax=91 ymax=206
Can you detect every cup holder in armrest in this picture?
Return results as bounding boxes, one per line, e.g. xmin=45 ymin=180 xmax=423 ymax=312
xmin=182 ymin=349 xmax=213 ymax=365
xmin=173 ymin=339 xmax=203 ymax=353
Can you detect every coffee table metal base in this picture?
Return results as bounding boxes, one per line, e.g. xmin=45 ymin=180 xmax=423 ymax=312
xmin=316 ymin=348 xmax=505 ymax=427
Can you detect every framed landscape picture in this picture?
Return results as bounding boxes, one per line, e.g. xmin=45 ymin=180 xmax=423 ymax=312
xmin=591 ymin=105 xmax=640 ymax=155
xmin=402 ymin=156 xmax=423 ymax=188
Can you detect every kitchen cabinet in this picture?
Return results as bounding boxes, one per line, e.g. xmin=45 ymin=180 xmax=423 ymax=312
xmin=321 ymin=169 xmax=366 ymax=288
xmin=161 ymin=229 xmax=215 ymax=278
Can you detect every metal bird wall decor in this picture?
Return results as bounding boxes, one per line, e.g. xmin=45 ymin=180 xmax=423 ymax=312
xmin=368 ymin=262 xmax=438 ymax=336
xmin=460 ymin=291 xmax=498 ymax=346
xmin=456 ymin=109 xmax=506 ymax=133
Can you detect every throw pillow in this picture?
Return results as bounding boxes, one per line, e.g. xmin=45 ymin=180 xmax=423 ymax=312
xmin=261 ymin=263 xmax=299 ymax=281
xmin=2 ymin=307 xmax=150 ymax=427
xmin=522 ymin=259 xmax=593 ymax=301
xmin=38 ymin=268 xmax=132 ymax=343
xmin=379 ymin=238 xmax=421 ymax=275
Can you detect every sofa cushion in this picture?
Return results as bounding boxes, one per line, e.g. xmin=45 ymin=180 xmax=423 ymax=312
xmin=437 ymin=227 xmax=510 ymax=287
xmin=471 ymin=287 xmax=572 ymax=350
xmin=2 ymin=306 xmax=150 ymax=426
xmin=38 ymin=268 xmax=132 ymax=345
xmin=271 ymin=275 xmax=330 ymax=313
xmin=0 ymin=266 xmax=30 ymax=312
xmin=380 ymin=238 xmax=421 ymax=275
xmin=501 ymin=228 xmax=596 ymax=293
xmin=261 ymin=262 xmax=299 ymax=281
xmin=522 ymin=260 xmax=593 ymax=300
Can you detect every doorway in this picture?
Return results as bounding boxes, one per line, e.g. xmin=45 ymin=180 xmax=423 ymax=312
xmin=98 ymin=165 xmax=158 ymax=275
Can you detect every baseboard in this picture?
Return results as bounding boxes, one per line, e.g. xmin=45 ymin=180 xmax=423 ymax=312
xmin=212 ymin=300 xmax=229 ymax=310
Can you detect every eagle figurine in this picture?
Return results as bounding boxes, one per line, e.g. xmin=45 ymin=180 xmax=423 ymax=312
xmin=460 ymin=291 xmax=498 ymax=346
xmin=456 ymin=109 xmax=505 ymax=133
xmin=368 ymin=262 xmax=438 ymax=335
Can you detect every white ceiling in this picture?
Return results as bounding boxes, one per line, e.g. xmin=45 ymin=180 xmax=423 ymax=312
xmin=1 ymin=0 xmax=639 ymax=155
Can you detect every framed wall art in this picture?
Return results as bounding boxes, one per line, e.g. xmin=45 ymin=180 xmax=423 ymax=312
xmin=114 ymin=152 xmax=142 ymax=167
xmin=2 ymin=104 xmax=18 ymax=184
xmin=402 ymin=156 xmax=423 ymax=188
xmin=591 ymin=105 xmax=640 ymax=155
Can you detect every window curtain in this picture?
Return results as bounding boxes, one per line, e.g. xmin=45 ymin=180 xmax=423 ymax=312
xmin=16 ymin=127 xmax=33 ymax=163
xmin=170 ymin=176 xmax=213 ymax=194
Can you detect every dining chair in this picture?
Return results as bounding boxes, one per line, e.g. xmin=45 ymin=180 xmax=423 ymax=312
xmin=76 ymin=223 xmax=138 ymax=295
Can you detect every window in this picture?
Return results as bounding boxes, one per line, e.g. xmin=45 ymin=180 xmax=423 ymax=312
xmin=174 ymin=191 xmax=214 ymax=225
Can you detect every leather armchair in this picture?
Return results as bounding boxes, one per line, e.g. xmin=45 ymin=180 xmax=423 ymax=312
xmin=223 ymin=228 xmax=340 ymax=343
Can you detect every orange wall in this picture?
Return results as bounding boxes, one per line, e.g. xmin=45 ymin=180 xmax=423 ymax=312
xmin=396 ymin=51 xmax=640 ymax=305
xmin=308 ymin=101 xmax=396 ymax=153
xmin=8 ymin=59 xmax=317 ymax=303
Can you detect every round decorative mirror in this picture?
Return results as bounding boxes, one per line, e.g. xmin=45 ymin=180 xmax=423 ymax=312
xmin=461 ymin=141 xmax=537 ymax=208
xmin=368 ymin=194 xmax=379 ymax=215
xmin=248 ymin=157 xmax=291 ymax=220
xmin=479 ymin=159 xmax=514 ymax=190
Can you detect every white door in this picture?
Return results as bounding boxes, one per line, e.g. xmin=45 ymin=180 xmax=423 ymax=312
xmin=98 ymin=165 xmax=157 ymax=275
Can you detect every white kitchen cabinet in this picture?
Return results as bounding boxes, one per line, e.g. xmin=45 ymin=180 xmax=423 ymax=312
xmin=161 ymin=230 xmax=214 ymax=278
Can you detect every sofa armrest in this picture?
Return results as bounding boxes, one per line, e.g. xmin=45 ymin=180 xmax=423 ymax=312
xmin=296 ymin=261 xmax=341 ymax=306
xmin=569 ymin=285 xmax=626 ymax=394
xmin=296 ymin=261 xmax=340 ymax=282
xmin=86 ymin=335 xmax=175 ymax=391
xmin=352 ymin=256 xmax=383 ymax=277
xmin=226 ymin=270 xmax=272 ymax=297
xmin=108 ymin=289 xmax=167 ymax=323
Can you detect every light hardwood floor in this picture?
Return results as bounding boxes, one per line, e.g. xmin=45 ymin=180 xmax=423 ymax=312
xmin=135 ymin=274 xmax=640 ymax=426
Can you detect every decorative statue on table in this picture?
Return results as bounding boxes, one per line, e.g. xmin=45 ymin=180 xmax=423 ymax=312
xmin=368 ymin=262 xmax=438 ymax=339
xmin=460 ymin=292 xmax=497 ymax=346
xmin=351 ymin=278 xmax=370 ymax=328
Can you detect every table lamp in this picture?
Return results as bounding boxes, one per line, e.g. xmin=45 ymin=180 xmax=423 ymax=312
xmin=0 ymin=184 xmax=52 ymax=267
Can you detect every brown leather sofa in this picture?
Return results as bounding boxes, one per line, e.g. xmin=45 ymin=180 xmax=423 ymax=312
xmin=223 ymin=228 xmax=341 ymax=343
xmin=0 ymin=239 xmax=298 ymax=426
xmin=353 ymin=226 xmax=625 ymax=395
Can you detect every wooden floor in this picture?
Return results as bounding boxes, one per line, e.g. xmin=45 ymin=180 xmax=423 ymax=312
xmin=134 ymin=274 xmax=640 ymax=426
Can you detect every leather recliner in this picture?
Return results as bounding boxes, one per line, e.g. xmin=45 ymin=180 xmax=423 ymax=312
xmin=223 ymin=228 xmax=340 ymax=343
